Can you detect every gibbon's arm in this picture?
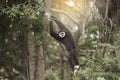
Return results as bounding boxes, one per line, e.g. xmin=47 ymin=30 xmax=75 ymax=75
xmin=50 ymin=16 xmax=69 ymax=31
xmin=49 ymin=21 xmax=61 ymax=40
xmin=45 ymin=13 xmax=67 ymax=30
xmin=45 ymin=13 xmax=67 ymax=40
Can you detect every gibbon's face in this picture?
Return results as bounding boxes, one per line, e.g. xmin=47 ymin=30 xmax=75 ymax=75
xmin=59 ymin=31 xmax=66 ymax=38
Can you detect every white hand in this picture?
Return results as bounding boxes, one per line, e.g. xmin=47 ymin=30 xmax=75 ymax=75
xmin=73 ymin=65 xmax=79 ymax=76
xmin=45 ymin=13 xmax=51 ymax=21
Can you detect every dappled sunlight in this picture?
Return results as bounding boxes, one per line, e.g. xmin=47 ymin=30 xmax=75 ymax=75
xmin=50 ymin=0 xmax=90 ymax=33
xmin=65 ymin=0 xmax=75 ymax=7
xmin=47 ymin=0 xmax=97 ymax=46
xmin=52 ymin=0 xmax=90 ymax=21
xmin=1 ymin=0 xmax=120 ymax=80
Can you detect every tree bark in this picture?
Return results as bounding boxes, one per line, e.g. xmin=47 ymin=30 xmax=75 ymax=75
xmin=34 ymin=45 xmax=45 ymax=80
xmin=27 ymin=25 xmax=35 ymax=80
xmin=22 ymin=31 xmax=30 ymax=80
xmin=116 ymin=51 xmax=120 ymax=68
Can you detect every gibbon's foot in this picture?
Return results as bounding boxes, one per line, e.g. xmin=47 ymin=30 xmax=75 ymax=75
xmin=44 ymin=13 xmax=51 ymax=21
xmin=73 ymin=65 xmax=80 ymax=76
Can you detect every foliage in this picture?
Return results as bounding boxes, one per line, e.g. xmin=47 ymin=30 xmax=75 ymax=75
xmin=0 ymin=0 xmax=120 ymax=80
xmin=0 ymin=0 xmax=46 ymax=80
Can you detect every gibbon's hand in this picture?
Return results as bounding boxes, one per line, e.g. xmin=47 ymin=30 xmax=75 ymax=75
xmin=45 ymin=13 xmax=57 ymax=21
xmin=44 ymin=13 xmax=52 ymax=21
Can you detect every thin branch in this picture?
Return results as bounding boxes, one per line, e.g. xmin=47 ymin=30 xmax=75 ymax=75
xmin=44 ymin=0 xmax=52 ymax=13
xmin=74 ymin=24 xmax=82 ymax=43
xmin=50 ymin=8 xmax=79 ymax=25
xmin=105 ymin=0 xmax=110 ymax=19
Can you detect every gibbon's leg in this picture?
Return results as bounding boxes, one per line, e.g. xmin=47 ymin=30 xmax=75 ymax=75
xmin=71 ymin=49 xmax=79 ymax=75
xmin=72 ymin=49 xmax=79 ymax=66
xmin=68 ymin=54 xmax=75 ymax=70
xmin=68 ymin=49 xmax=79 ymax=70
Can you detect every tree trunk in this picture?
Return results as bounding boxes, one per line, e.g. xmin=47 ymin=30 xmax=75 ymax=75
xmin=116 ymin=51 xmax=120 ymax=68
xmin=27 ymin=25 xmax=35 ymax=80
xmin=34 ymin=45 xmax=45 ymax=80
xmin=22 ymin=31 xmax=30 ymax=80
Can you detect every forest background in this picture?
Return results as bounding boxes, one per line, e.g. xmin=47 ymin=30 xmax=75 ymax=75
xmin=0 ymin=0 xmax=120 ymax=80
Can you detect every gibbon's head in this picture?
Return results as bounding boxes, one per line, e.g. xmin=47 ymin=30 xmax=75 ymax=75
xmin=59 ymin=31 xmax=66 ymax=38
xmin=44 ymin=13 xmax=51 ymax=21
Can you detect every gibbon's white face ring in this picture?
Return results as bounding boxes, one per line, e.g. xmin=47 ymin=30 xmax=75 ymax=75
xmin=59 ymin=31 xmax=66 ymax=38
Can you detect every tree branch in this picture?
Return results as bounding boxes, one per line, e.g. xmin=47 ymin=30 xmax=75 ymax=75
xmin=105 ymin=0 xmax=110 ymax=19
xmin=50 ymin=8 xmax=79 ymax=25
xmin=44 ymin=0 xmax=52 ymax=13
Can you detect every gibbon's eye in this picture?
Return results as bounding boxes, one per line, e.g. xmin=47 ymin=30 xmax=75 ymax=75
xmin=59 ymin=31 xmax=66 ymax=38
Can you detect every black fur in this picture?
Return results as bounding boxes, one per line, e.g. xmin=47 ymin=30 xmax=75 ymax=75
xmin=49 ymin=16 xmax=79 ymax=70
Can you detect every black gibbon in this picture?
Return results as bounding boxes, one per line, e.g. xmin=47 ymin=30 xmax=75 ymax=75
xmin=45 ymin=13 xmax=79 ymax=71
